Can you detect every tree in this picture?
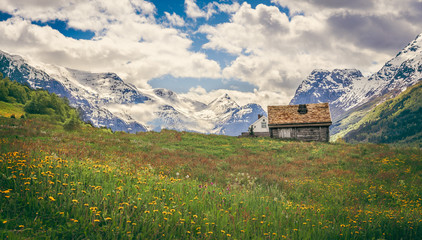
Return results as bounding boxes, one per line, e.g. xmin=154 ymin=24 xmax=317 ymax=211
xmin=248 ymin=125 xmax=254 ymax=136
xmin=63 ymin=111 xmax=81 ymax=131
xmin=0 ymin=81 xmax=8 ymax=102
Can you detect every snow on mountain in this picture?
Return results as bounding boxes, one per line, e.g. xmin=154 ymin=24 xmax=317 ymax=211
xmin=213 ymin=103 xmax=267 ymax=136
xmin=0 ymin=50 xmax=148 ymax=132
xmin=290 ymin=69 xmax=365 ymax=117
xmin=120 ymin=89 xmax=265 ymax=136
xmin=0 ymin=50 xmax=265 ymax=136
xmin=290 ymin=33 xmax=422 ymax=121
xmin=365 ymin=33 xmax=422 ymax=96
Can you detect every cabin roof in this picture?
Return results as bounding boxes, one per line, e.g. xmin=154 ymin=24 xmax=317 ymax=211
xmin=251 ymin=115 xmax=267 ymax=126
xmin=268 ymin=103 xmax=332 ymax=126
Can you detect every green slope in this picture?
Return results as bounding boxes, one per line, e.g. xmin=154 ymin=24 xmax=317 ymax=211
xmin=0 ymin=101 xmax=25 ymax=118
xmin=1 ymin=112 xmax=422 ymax=239
xmin=343 ymin=82 xmax=422 ymax=145
xmin=0 ymin=73 xmax=82 ymax=130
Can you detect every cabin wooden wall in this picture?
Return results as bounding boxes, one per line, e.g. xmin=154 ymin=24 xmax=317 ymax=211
xmin=270 ymin=126 xmax=329 ymax=142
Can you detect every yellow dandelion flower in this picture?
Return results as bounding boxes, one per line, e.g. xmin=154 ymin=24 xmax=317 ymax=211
xmin=105 ymin=217 xmax=112 ymax=221
xmin=49 ymin=196 xmax=56 ymax=201
xmin=72 ymin=199 xmax=78 ymax=203
xmin=19 ymin=225 xmax=24 ymax=228
xmin=2 ymin=220 xmax=7 ymax=224
xmin=94 ymin=219 xmax=100 ymax=222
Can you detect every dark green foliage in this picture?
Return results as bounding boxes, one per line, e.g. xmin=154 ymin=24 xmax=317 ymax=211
xmin=0 ymin=73 xmax=81 ymax=129
xmin=10 ymin=114 xmax=15 ymax=119
xmin=63 ymin=111 xmax=81 ymax=131
xmin=0 ymin=73 xmax=30 ymax=104
xmin=344 ymin=82 xmax=422 ymax=146
xmin=23 ymin=90 xmax=82 ymax=126
xmin=248 ymin=125 xmax=254 ymax=136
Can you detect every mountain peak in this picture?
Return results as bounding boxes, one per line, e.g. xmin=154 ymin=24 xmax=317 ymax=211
xmin=218 ymin=93 xmax=231 ymax=100
xmin=207 ymin=93 xmax=239 ymax=115
xmin=393 ymin=33 xmax=422 ymax=60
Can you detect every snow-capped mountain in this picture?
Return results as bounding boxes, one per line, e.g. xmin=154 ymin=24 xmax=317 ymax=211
xmin=198 ymin=94 xmax=266 ymax=136
xmin=290 ymin=69 xmax=365 ymax=117
xmin=290 ymin=33 xmax=422 ymax=121
xmin=0 ymin=50 xmax=265 ymax=136
xmin=0 ymin=50 xmax=149 ymax=133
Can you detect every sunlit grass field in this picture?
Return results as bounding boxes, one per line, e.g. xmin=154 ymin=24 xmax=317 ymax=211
xmin=1 ymin=116 xmax=421 ymax=239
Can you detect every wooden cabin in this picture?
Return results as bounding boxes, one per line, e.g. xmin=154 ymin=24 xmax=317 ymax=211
xmin=267 ymin=103 xmax=332 ymax=142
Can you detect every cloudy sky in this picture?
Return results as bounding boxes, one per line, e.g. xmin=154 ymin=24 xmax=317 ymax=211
xmin=0 ymin=0 xmax=421 ymax=108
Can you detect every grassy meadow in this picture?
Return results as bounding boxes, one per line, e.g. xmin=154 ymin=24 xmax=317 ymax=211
xmin=0 ymin=113 xmax=421 ymax=239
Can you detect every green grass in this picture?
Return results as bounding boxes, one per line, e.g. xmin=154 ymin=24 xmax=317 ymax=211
xmin=0 ymin=101 xmax=25 ymax=118
xmin=0 ymin=116 xmax=421 ymax=239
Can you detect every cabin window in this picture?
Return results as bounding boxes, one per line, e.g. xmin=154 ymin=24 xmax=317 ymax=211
xmin=298 ymin=104 xmax=308 ymax=114
xmin=261 ymin=121 xmax=267 ymax=128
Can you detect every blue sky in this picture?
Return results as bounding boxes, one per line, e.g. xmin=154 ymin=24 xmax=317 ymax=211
xmin=0 ymin=0 xmax=421 ymax=107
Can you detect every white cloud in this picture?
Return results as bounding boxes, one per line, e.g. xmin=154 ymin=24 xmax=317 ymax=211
xmin=199 ymin=1 xmax=422 ymax=98
xmin=184 ymin=0 xmax=241 ymax=20
xmin=0 ymin=1 xmax=222 ymax=90
xmin=0 ymin=0 xmax=421 ymax=109
xmin=214 ymin=2 xmax=241 ymax=14
xmin=185 ymin=0 xmax=207 ymax=19
xmin=165 ymin=12 xmax=185 ymax=27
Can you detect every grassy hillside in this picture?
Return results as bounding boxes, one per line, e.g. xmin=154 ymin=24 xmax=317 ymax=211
xmin=342 ymin=82 xmax=422 ymax=146
xmin=0 ymin=101 xmax=25 ymax=118
xmin=1 ymin=110 xmax=421 ymax=239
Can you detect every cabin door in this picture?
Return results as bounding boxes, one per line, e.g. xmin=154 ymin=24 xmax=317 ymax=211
xmin=279 ymin=128 xmax=291 ymax=138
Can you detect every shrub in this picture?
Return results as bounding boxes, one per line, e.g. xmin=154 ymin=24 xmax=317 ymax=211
xmin=63 ymin=112 xmax=81 ymax=131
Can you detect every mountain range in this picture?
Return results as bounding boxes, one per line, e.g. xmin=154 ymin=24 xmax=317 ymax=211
xmin=1 ymin=32 xmax=421 ymax=141
xmin=290 ymin=33 xmax=422 ymax=142
xmin=0 ymin=50 xmax=265 ymax=136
